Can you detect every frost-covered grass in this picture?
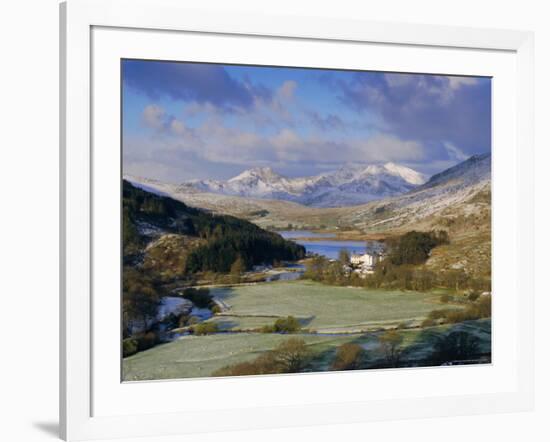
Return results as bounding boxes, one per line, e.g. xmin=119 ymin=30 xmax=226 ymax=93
xmin=122 ymin=319 xmax=491 ymax=381
xmin=122 ymin=333 xmax=354 ymax=381
xmin=206 ymin=281 xmax=462 ymax=333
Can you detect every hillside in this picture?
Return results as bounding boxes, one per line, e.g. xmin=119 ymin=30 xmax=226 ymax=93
xmin=124 ymin=175 xmax=341 ymax=231
xmin=122 ymin=180 xmax=305 ymax=279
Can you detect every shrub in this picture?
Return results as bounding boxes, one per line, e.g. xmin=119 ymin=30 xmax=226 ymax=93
xmin=272 ymin=338 xmax=311 ymax=372
xmin=273 ymin=316 xmax=301 ymax=333
xmin=213 ymin=352 xmax=282 ymax=377
xmin=260 ymin=324 xmax=275 ymax=333
xmin=122 ymin=338 xmax=138 ymax=357
xmin=192 ymin=322 xmax=219 ymax=335
xmin=440 ymin=294 xmax=451 ymax=304
xmin=331 ymin=343 xmax=365 ymax=370
xmin=378 ymin=330 xmax=404 ymax=367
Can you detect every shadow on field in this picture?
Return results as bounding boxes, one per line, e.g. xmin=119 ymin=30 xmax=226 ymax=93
xmin=212 ymin=287 xmax=237 ymax=302
xmin=308 ymin=320 xmax=491 ymax=373
xmin=298 ymin=315 xmax=315 ymax=328
xmin=213 ymin=318 xmax=240 ymax=331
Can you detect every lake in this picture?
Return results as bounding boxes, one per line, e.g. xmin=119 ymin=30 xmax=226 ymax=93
xmin=278 ymin=230 xmax=383 ymax=260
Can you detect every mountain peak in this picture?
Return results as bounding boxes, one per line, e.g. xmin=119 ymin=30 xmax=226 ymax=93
xmin=181 ymin=162 xmax=429 ymax=207
xmin=228 ymin=166 xmax=282 ymax=183
xmin=382 ymin=162 xmax=427 ymax=185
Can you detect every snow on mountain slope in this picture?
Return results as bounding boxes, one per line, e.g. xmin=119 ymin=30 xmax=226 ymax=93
xmin=123 ymin=174 xmax=313 ymax=221
xmin=122 ymin=175 xmax=179 ymax=199
xmin=179 ymin=163 xmax=427 ymax=207
xmin=124 ymin=154 xmax=491 ymax=234
xmin=339 ymin=153 xmax=492 ymax=232
xmin=417 ymin=153 xmax=490 ymax=190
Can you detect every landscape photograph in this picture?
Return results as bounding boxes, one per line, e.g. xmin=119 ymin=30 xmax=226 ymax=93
xmin=121 ymin=59 xmax=492 ymax=381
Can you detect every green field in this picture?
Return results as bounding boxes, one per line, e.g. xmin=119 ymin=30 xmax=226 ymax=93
xmin=123 ymin=333 xmax=355 ymax=381
xmin=122 ymin=280 xmax=489 ymax=381
xmin=122 ymin=319 xmax=491 ymax=381
xmin=206 ymin=281 xmax=460 ymax=333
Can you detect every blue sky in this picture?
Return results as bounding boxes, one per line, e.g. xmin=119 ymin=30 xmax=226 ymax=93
xmin=122 ymin=59 xmax=491 ymax=182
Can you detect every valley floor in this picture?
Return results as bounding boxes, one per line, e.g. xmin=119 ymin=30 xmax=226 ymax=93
xmin=122 ymin=280 xmax=490 ymax=381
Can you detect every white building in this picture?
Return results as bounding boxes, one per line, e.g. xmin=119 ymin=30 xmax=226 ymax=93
xmin=350 ymin=252 xmax=383 ymax=275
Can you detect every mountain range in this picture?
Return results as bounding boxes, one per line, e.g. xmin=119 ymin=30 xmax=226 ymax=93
xmin=124 ymin=153 xmax=491 ymax=231
xmin=138 ymin=162 xmax=427 ymax=208
xmin=339 ymin=153 xmax=491 ymax=231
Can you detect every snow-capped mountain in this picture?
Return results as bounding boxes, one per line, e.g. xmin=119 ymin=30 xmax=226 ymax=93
xmin=339 ymin=153 xmax=492 ymax=231
xmin=179 ymin=163 xmax=427 ymax=207
xmin=123 ymin=153 xmax=491 ymax=233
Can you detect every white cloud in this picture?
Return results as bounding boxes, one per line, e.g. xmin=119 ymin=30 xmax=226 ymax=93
xmin=448 ymin=76 xmax=479 ymax=90
xmin=129 ymin=105 xmax=427 ymax=178
xmin=443 ymin=141 xmax=469 ymax=161
xmin=169 ymin=119 xmax=187 ymax=136
xmin=141 ymin=104 xmax=166 ymax=129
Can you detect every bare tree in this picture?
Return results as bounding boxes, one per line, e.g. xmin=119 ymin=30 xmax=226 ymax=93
xmin=378 ymin=330 xmax=404 ymax=367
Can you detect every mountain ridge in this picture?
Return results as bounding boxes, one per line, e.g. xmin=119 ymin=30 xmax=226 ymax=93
xmin=124 ymin=153 xmax=491 ymax=237
xmin=176 ymin=162 xmax=427 ymax=208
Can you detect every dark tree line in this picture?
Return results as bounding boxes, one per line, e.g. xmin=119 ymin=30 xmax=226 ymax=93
xmin=186 ymin=231 xmax=305 ymax=273
xmin=386 ymin=230 xmax=449 ymax=266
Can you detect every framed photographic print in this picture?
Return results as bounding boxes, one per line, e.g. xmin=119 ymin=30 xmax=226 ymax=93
xmin=60 ymin=0 xmax=534 ymax=440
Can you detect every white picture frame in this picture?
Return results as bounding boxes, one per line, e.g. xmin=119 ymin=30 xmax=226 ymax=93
xmin=60 ymin=0 xmax=534 ymax=440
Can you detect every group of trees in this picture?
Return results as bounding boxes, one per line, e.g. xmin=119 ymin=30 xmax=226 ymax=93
xmin=121 ymin=267 xmax=164 ymax=357
xmin=122 ymin=267 xmax=161 ymax=336
xmin=261 ymin=316 xmax=302 ymax=333
xmin=185 ymin=225 xmax=305 ymax=274
xmin=386 ymin=230 xmax=449 ymax=266
xmin=179 ymin=287 xmax=214 ymax=309
xmin=303 ymin=255 xmax=348 ymax=284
